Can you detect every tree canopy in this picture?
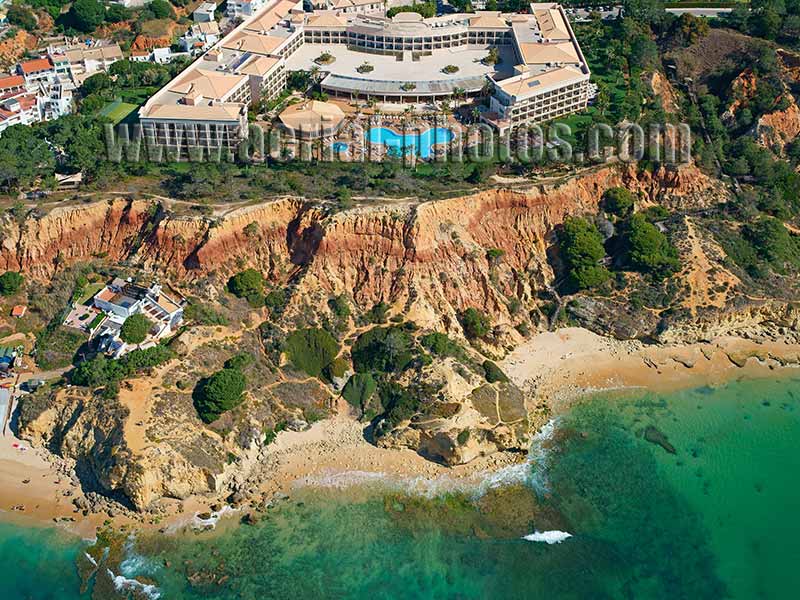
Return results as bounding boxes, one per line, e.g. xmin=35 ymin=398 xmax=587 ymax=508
xmin=120 ymin=313 xmax=153 ymax=345
xmin=227 ymin=269 xmax=265 ymax=306
xmin=622 ymin=214 xmax=680 ymax=278
xmin=460 ymin=308 xmax=490 ymax=340
xmin=602 ymin=187 xmax=636 ymax=218
xmin=67 ymin=0 xmax=105 ymax=33
xmin=0 ymin=125 xmax=56 ymax=191
xmin=558 ymin=217 xmax=611 ymax=292
xmin=194 ymin=367 xmax=247 ymax=423
xmin=284 ymin=327 xmax=339 ymax=377
xmin=0 ymin=272 xmax=24 ymax=296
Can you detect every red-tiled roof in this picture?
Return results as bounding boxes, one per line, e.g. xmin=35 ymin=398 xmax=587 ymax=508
xmin=0 ymin=75 xmax=24 ymax=90
xmin=19 ymin=57 xmax=54 ymax=74
xmin=11 ymin=305 xmax=27 ymax=317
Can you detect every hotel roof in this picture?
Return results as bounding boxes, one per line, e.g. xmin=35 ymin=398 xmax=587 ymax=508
xmin=498 ymin=64 xmax=585 ymax=99
xmin=222 ymin=31 xmax=286 ymax=55
xmin=517 ymin=40 xmax=580 ymax=65
xmin=279 ymin=99 xmax=345 ymax=131
xmin=143 ymin=103 xmax=245 ymax=122
xmin=169 ymin=69 xmax=246 ymax=100
xmin=306 ymin=11 xmax=348 ymax=28
xmin=468 ymin=11 xmax=508 ymax=29
xmin=533 ymin=7 xmax=570 ymax=40
xmin=237 ymin=54 xmax=280 ymax=76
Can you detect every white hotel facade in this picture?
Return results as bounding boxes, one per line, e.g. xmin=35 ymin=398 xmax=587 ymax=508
xmin=139 ymin=2 xmax=590 ymax=149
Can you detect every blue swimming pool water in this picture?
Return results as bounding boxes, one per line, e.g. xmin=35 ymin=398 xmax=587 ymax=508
xmin=331 ymin=141 xmax=349 ymax=153
xmin=366 ymin=127 xmax=454 ymax=159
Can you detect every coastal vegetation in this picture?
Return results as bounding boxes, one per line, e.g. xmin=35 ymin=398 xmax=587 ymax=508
xmin=120 ymin=313 xmax=152 ymax=345
xmin=558 ymin=217 xmax=611 ymax=292
xmin=194 ymin=364 xmax=247 ymax=423
xmin=284 ymin=327 xmax=340 ymax=378
xmin=70 ymin=344 xmax=174 ymax=398
xmin=0 ymin=271 xmax=24 ymax=296
xmin=228 ymin=269 xmax=265 ymax=307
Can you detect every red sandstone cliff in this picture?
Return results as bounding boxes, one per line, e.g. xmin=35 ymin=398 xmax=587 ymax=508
xmin=0 ymin=164 xmax=727 ymax=329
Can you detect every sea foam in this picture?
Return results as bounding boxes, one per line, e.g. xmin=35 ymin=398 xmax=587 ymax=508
xmin=522 ymin=530 xmax=573 ymax=544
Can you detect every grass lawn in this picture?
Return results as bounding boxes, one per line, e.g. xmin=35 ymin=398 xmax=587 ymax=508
xmin=99 ymin=100 xmax=139 ymax=124
xmin=76 ymin=282 xmax=104 ymax=305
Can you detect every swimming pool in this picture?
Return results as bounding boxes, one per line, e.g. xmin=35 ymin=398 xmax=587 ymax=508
xmin=366 ymin=127 xmax=454 ymax=159
xmin=332 ymin=141 xmax=349 ymax=153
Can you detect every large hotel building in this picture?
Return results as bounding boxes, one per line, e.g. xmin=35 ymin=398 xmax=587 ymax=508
xmin=139 ymin=2 xmax=590 ymax=149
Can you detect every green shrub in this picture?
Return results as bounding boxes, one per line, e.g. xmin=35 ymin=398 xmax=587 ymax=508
xmin=558 ymin=217 xmax=611 ymax=292
xmin=420 ymin=332 xmax=462 ymax=358
xmin=622 ymin=214 xmax=680 ymax=279
xmin=457 ymin=429 xmax=471 ymax=445
xmin=119 ymin=313 xmax=152 ymax=344
xmin=0 ymin=271 xmax=24 ymax=296
xmin=184 ymin=299 xmax=228 ymax=326
xmin=602 ymin=187 xmax=635 ymax=217
xmin=743 ymin=216 xmax=798 ymax=269
xmin=225 ymin=353 xmax=254 ymax=371
xmin=70 ymin=344 xmax=174 ymax=388
xmin=264 ymin=289 xmax=287 ymax=313
xmin=284 ymin=327 xmax=339 ymax=377
xmin=341 ymin=373 xmax=377 ymax=410
xmin=366 ymin=301 xmax=389 ymax=324
xmin=379 ymin=382 xmax=419 ymax=427
xmin=352 ymin=326 xmax=413 ymax=373
xmin=325 ymin=357 xmax=350 ymax=381
xmin=486 ymin=248 xmax=505 ymax=264
xmin=194 ymin=367 xmax=247 ymax=423
xmin=228 ymin=269 xmax=265 ymax=307
xmin=482 ymin=360 xmax=508 ymax=383
xmin=328 ymin=294 xmax=351 ymax=318
xmin=460 ymin=308 xmax=490 ymax=340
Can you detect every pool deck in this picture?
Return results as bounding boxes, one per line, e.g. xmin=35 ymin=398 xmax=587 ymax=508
xmin=285 ymin=43 xmax=517 ymax=87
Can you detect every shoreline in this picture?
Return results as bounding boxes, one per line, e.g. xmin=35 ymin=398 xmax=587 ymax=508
xmin=2 ymin=327 xmax=800 ymax=538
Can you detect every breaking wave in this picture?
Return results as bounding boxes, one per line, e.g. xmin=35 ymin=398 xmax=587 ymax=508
xmin=522 ymin=530 xmax=573 ymax=544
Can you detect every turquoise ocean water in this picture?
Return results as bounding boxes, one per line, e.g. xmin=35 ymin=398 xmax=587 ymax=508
xmin=2 ymin=376 xmax=799 ymax=599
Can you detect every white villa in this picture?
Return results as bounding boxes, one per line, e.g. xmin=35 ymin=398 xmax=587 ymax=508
xmin=80 ymin=278 xmax=184 ymax=357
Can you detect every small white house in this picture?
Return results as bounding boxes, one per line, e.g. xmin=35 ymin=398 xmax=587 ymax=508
xmin=92 ymin=278 xmax=185 ymax=356
xmin=193 ymin=2 xmax=217 ymax=22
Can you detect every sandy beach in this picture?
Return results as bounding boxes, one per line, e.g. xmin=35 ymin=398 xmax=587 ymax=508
xmin=2 ymin=326 xmax=800 ymax=535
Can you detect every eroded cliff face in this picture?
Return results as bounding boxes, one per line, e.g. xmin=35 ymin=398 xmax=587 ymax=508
xmin=2 ymin=163 xmax=726 ymax=328
xmin=0 ymin=200 xmax=155 ymax=279
xmin=9 ymin=163 xmax=742 ymax=511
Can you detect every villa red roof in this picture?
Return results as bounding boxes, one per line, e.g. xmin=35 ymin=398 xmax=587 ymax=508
xmin=0 ymin=75 xmax=24 ymax=90
xmin=19 ymin=58 xmax=53 ymax=74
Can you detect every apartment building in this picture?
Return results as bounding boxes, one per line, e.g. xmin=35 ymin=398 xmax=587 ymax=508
xmin=194 ymin=1 xmax=217 ymax=22
xmin=0 ymin=94 xmax=38 ymax=135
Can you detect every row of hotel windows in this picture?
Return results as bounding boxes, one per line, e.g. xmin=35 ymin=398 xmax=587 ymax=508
xmin=142 ymin=122 xmax=245 ymax=149
xmin=279 ymin=32 xmax=305 ymax=57
xmin=302 ymin=29 xmax=511 ymax=49
xmin=495 ymin=81 xmax=585 ymax=106
xmin=509 ymin=86 xmax=586 ymax=112
xmin=508 ymin=102 xmax=586 ymax=126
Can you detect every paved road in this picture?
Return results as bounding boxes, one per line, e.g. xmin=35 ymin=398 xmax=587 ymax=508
xmin=665 ymin=7 xmax=733 ymax=17
xmin=569 ymin=5 xmax=734 ymax=21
